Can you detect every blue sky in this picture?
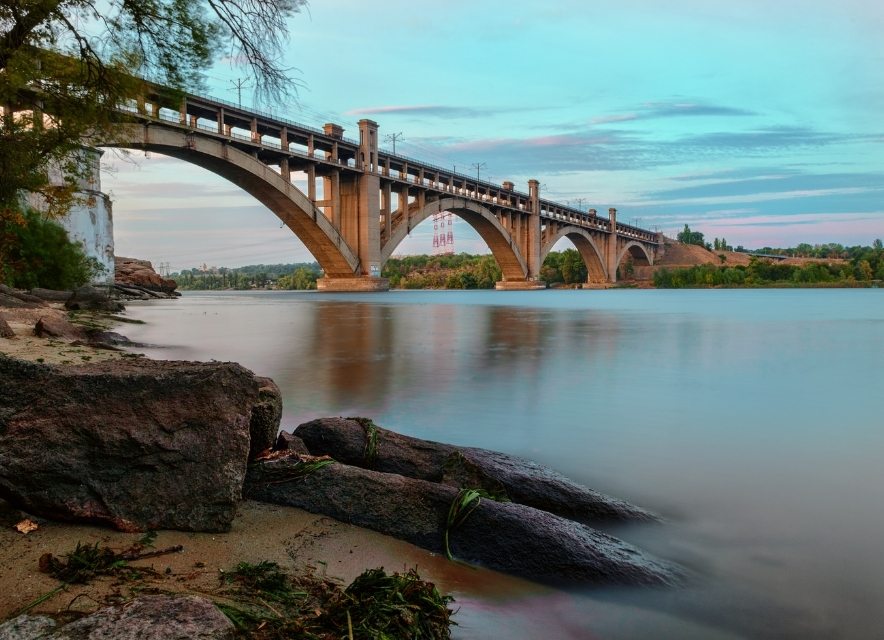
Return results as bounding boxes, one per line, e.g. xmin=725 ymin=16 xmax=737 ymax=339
xmin=104 ymin=0 xmax=884 ymax=270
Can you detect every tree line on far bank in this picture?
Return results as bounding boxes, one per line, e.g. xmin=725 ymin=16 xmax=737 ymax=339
xmin=654 ymin=240 xmax=884 ymax=288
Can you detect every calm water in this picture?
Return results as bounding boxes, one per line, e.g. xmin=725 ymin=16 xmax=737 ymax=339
xmin=121 ymin=289 xmax=884 ymax=639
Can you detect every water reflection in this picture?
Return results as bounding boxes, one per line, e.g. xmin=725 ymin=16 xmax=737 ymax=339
xmin=120 ymin=289 xmax=884 ymax=640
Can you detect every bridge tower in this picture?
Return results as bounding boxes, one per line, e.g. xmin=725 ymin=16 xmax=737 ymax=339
xmin=316 ymin=119 xmax=388 ymax=290
xmin=494 ymin=179 xmax=545 ymax=289
xmin=607 ymin=207 xmax=618 ymax=281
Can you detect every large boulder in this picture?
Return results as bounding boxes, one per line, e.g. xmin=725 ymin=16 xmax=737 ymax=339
xmin=245 ymin=455 xmax=679 ymax=587
xmin=0 ymin=357 xmax=267 ymax=532
xmin=294 ymin=418 xmax=656 ymax=523
xmin=33 ymin=315 xmax=87 ymax=340
xmin=0 ymin=595 xmax=234 ymax=640
xmin=115 ymin=256 xmax=178 ymax=295
xmin=248 ymin=377 xmax=283 ymax=461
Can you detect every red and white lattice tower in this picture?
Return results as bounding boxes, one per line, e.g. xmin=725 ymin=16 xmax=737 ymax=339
xmin=432 ymin=211 xmax=455 ymax=255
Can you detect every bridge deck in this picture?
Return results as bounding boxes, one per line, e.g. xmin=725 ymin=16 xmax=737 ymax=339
xmin=121 ymin=87 xmax=659 ymax=245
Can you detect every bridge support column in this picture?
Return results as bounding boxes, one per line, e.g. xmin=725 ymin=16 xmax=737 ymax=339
xmin=494 ymin=178 xmax=545 ymax=290
xmin=317 ymin=118 xmax=388 ymax=292
xmin=606 ymin=207 xmax=618 ymax=283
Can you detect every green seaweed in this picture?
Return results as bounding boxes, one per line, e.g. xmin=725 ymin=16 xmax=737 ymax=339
xmin=348 ymin=417 xmax=380 ymax=469
xmin=249 ymin=457 xmax=335 ymax=485
xmin=443 ymin=489 xmax=483 ymax=562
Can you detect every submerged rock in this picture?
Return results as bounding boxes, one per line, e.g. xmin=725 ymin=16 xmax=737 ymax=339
xmin=295 ymin=417 xmax=656 ymax=523
xmin=0 ymin=357 xmax=274 ymax=532
xmin=245 ymin=455 xmax=679 ymax=587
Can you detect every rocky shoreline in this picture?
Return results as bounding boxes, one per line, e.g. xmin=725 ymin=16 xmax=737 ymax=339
xmin=0 ymin=284 xmax=681 ymax=636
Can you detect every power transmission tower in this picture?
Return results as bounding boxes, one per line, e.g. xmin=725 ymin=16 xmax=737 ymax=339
xmin=228 ymin=78 xmax=251 ymax=108
xmin=384 ymin=132 xmax=404 ymax=154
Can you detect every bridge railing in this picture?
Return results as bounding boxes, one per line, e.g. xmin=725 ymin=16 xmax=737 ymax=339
xmin=121 ymin=89 xmax=660 ymax=241
xmin=181 ymin=89 xmax=362 ymax=147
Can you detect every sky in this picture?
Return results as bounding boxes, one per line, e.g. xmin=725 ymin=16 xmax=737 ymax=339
xmin=102 ymin=0 xmax=884 ymax=270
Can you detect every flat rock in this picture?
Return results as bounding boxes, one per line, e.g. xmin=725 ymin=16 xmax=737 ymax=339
xmin=245 ymin=456 xmax=679 ymax=587
xmin=0 ymin=615 xmax=57 ymax=640
xmin=28 ymin=289 xmax=73 ymax=302
xmin=0 ymin=595 xmax=233 ymax=640
xmin=295 ymin=417 xmax=656 ymax=523
xmin=0 ymin=357 xmax=262 ymax=532
xmin=64 ymin=285 xmax=123 ymax=312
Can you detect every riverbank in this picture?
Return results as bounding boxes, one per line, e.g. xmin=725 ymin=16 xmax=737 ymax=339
xmin=0 ymin=299 xmax=475 ymax=634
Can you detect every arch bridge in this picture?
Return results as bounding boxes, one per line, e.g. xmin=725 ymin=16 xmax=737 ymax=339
xmin=102 ymin=87 xmax=663 ymax=291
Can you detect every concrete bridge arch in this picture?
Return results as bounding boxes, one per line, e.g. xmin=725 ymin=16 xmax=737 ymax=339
xmin=617 ymin=241 xmax=654 ymax=269
xmin=100 ymin=123 xmax=360 ymax=277
xmin=541 ymin=226 xmax=608 ymax=283
xmin=381 ymin=197 xmax=528 ymax=281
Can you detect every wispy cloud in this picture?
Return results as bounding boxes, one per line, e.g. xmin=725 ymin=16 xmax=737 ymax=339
xmin=592 ymin=101 xmax=757 ymax=125
xmin=345 ymin=104 xmax=551 ymax=119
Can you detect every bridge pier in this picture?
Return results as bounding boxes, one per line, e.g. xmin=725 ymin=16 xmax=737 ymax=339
xmin=606 ymin=208 xmax=618 ymax=284
xmin=316 ymin=276 xmax=389 ymax=292
xmin=494 ymin=280 xmax=547 ymax=290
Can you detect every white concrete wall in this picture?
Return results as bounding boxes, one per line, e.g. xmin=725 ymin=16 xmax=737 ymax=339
xmin=25 ymin=147 xmax=115 ymax=286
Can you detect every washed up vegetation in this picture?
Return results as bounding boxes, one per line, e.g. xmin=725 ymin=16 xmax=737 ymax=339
xmin=218 ymin=561 xmax=455 ymax=639
xmin=443 ymin=489 xmax=482 ymax=562
xmin=349 ymin=417 xmax=381 ymax=469
xmin=12 ymin=538 xmax=455 ymax=639
xmin=248 ymin=455 xmax=336 ymax=485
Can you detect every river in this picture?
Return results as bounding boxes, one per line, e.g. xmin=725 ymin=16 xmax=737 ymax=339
xmin=120 ymin=288 xmax=884 ymax=639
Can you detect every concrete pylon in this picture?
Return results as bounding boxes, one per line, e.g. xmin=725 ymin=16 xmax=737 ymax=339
xmin=526 ymin=179 xmax=542 ymax=280
xmin=494 ymin=179 xmax=546 ymax=290
xmin=606 ymin=207 xmax=618 ymax=283
xmin=317 ymin=119 xmax=388 ymax=291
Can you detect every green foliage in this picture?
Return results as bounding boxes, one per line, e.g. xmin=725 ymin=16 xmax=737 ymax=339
xmin=1 ymin=0 xmax=305 ymax=277
xmin=677 ymin=224 xmax=705 ymax=246
xmin=383 ymin=253 xmax=501 ymax=289
xmin=540 ymin=248 xmax=588 ymax=285
xmin=0 ymin=208 xmax=98 ymax=289
xmin=174 ymin=262 xmax=320 ymax=290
